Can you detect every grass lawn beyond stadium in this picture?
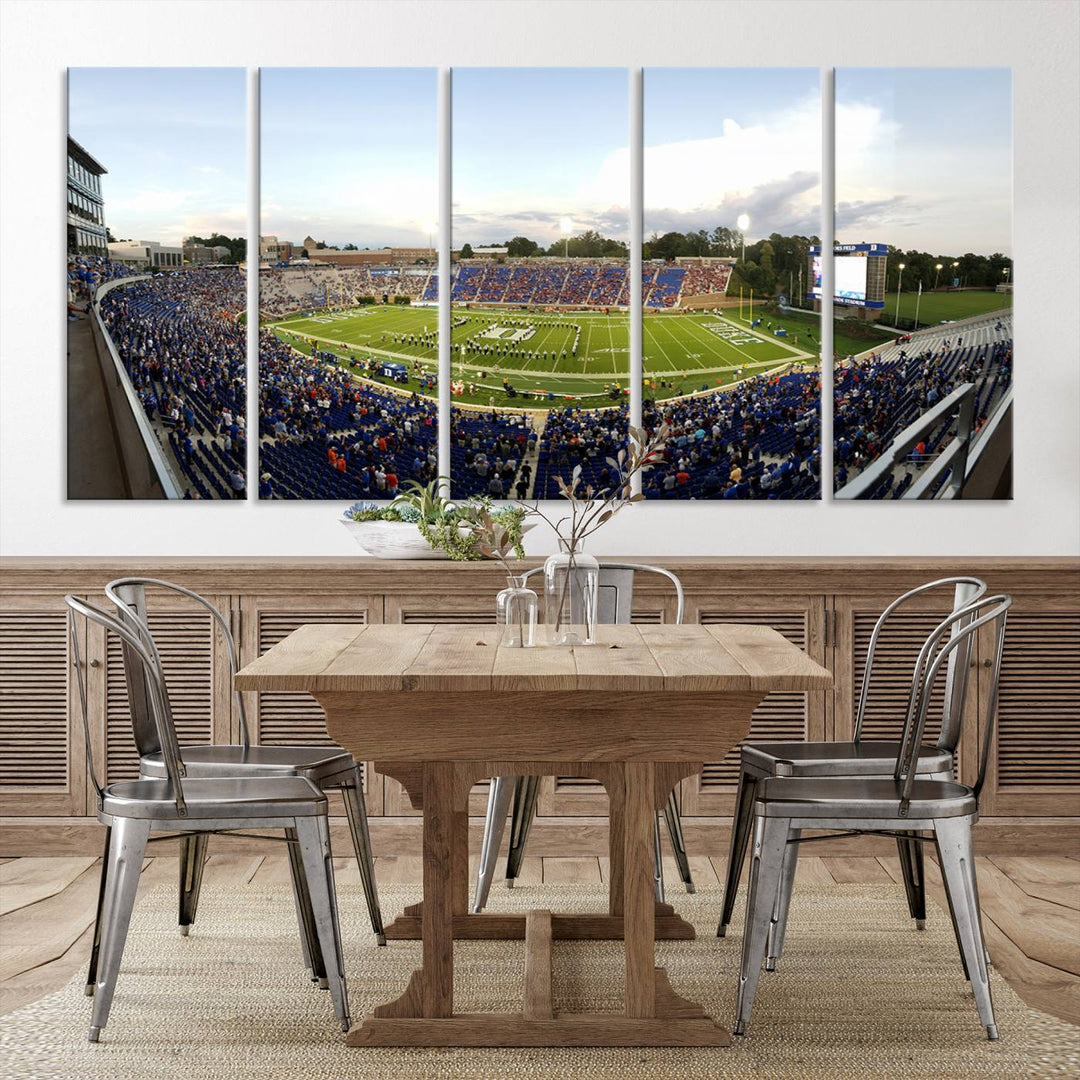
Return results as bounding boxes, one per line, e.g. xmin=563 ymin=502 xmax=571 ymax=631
xmin=265 ymin=303 xmax=816 ymax=409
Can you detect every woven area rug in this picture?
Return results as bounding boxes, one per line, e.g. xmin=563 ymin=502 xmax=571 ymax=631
xmin=2 ymin=880 xmax=1075 ymax=1079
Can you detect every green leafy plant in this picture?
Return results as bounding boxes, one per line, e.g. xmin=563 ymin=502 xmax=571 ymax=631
xmin=343 ymin=480 xmax=526 ymax=562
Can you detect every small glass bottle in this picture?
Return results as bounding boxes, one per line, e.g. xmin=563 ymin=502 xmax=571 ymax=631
xmin=496 ymin=575 xmax=538 ymax=648
xmin=543 ymin=540 xmax=600 ymax=646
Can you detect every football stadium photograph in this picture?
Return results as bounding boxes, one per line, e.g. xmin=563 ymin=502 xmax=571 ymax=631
xmin=66 ymin=67 xmax=247 ymax=500
xmin=3 ymin=2 xmax=1080 ymax=1079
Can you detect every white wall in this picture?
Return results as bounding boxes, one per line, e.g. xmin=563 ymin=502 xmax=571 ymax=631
xmin=1 ymin=0 xmax=1077 ymax=558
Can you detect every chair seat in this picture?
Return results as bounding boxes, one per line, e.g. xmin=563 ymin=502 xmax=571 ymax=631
xmin=140 ymin=744 xmax=354 ymax=780
xmin=743 ymin=740 xmax=952 ymax=778
xmin=101 ymin=776 xmax=327 ymax=820
xmin=755 ymin=776 xmax=977 ymax=820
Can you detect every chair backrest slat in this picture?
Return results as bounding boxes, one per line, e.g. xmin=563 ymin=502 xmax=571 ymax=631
xmin=895 ymin=594 xmax=1012 ymax=812
xmin=855 ymin=576 xmax=987 ymax=751
xmin=64 ymin=594 xmax=188 ymax=815
xmin=105 ymin=577 xmax=250 ymax=750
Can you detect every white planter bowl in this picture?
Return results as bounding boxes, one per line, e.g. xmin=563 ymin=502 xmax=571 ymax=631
xmin=341 ymin=517 xmax=536 ymax=560
xmin=341 ymin=519 xmax=447 ymax=559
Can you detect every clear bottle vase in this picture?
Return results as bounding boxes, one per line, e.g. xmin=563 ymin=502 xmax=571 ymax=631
xmin=543 ymin=540 xmax=600 ymax=646
xmin=496 ymin=575 xmax=538 ymax=648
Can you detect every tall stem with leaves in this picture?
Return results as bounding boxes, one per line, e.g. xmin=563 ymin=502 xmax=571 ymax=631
xmin=522 ymin=423 xmax=668 ymax=636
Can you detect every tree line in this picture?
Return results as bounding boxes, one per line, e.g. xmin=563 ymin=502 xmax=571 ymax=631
xmin=455 ymin=226 xmax=1014 ymax=298
xmin=184 ymin=234 xmax=247 ymax=264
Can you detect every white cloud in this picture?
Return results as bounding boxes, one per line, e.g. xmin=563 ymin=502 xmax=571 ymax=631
xmin=642 ymin=96 xmax=821 ymax=226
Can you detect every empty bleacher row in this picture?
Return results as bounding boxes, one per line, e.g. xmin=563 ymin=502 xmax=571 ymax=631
xmin=98 ymin=268 xmax=247 ymax=499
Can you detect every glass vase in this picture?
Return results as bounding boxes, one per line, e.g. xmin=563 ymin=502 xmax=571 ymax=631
xmin=496 ymin=575 xmax=538 ymax=648
xmin=543 ymin=540 xmax=600 ymax=646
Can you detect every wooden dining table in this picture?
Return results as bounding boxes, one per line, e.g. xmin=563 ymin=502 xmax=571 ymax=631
xmin=234 ymin=621 xmax=831 ymax=1047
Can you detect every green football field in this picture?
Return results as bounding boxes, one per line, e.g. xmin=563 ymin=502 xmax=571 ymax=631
xmin=266 ymin=303 xmax=815 ymax=408
xmin=882 ymin=289 xmax=1012 ymax=327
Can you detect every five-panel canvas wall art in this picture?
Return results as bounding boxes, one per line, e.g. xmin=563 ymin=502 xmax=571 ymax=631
xmin=66 ymin=68 xmax=1013 ymax=503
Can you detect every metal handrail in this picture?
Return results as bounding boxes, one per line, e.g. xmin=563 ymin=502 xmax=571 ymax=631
xmin=836 ymin=382 xmax=976 ymax=501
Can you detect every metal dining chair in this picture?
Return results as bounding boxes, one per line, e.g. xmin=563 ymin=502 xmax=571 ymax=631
xmin=65 ymin=595 xmax=350 ymax=1043
xmin=102 ymin=577 xmax=384 ymax=958
xmin=733 ymin=592 xmax=1010 ymax=1041
xmin=472 ymin=562 xmax=694 ymax=913
xmin=717 ymin=576 xmax=987 ymax=940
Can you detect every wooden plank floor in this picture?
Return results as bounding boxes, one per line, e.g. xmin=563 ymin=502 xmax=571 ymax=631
xmin=1 ymin=854 xmax=1076 ymax=1026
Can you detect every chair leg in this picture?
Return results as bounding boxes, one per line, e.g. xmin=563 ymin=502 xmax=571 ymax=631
xmin=896 ymin=832 xmax=927 ymax=929
xmin=88 ymin=817 xmax=150 ymax=1042
xmin=505 ymin=775 xmax=541 ymax=888
xmin=653 ymin=811 xmax=665 ymax=904
xmin=286 ymin=826 xmax=325 ymax=984
xmin=765 ymin=828 xmax=801 ymax=971
xmin=295 ymin=816 xmax=350 ymax=1033
xmin=472 ymin=776 xmax=515 ymax=913
xmin=178 ymin=832 xmax=209 ymax=936
xmin=663 ymin=790 xmax=695 ymax=894
xmin=733 ymin=814 xmax=790 ymax=1037
xmin=719 ymin=768 xmax=758 ymax=937
xmin=934 ymin=816 xmax=997 ymax=1040
xmin=340 ymin=766 xmax=385 ymax=944
xmin=85 ymin=825 xmax=112 ymax=995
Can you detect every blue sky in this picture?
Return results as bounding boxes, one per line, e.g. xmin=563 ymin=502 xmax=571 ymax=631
xmin=68 ymin=68 xmax=246 ymax=246
xmin=261 ymin=68 xmax=437 ymax=249
xmin=836 ymin=68 xmax=1012 ymax=255
xmin=453 ymin=68 xmax=629 ymax=247
xmin=644 ymin=68 xmax=821 ymax=240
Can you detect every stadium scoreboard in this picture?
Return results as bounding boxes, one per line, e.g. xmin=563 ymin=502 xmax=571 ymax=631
xmin=808 ymin=243 xmax=887 ymax=312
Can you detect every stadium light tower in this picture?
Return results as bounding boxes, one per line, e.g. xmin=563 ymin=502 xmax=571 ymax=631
xmin=423 ymin=221 xmax=436 ymax=261
xmin=736 ymin=213 xmax=751 ymax=263
xmin=934 ymin=263 xmax=943 ymax=291
xmin=951 ymin=261 xmax=960 ymax=289
xmin=895 ymin=262 xmax=905 ymax=323
xmin=559 ymin=216 xmax=574 ymax=258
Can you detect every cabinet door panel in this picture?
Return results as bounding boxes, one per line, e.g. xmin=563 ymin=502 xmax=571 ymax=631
xmin=240 ymin=593 xmax=383 ymax=815
xmin=979 ymin=604 xmax=1080 ymax=816
xmin=0 ymin=592 xmax=86 ymax=815
xmin=680 ymin=596 xmax=826 ymax=816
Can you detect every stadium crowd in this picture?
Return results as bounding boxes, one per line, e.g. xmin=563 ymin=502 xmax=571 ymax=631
xmin=98 ymin=267 xmax=247 ymax=499
xmin=258 ymin=331 xmax=437 ymax=500
xmin=833 ymin=316 xmax=1013 ymax=498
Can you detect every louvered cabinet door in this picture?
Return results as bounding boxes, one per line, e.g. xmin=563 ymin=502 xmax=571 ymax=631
xmin=831 ymin=592 xmax=981 ymax=784
xmin=978 ymin=600 xmax=1080 ymax=816
xmin=679 ymin=595 xmax=828 ymax=816
xmin=0 ymin=592 xmax=86 ymax=815
xmin=383 ymin=595 xmax=498 ymax=817
xmin=103 ymin=591 xmax=233 ymax=786
xmin=240 ymin=593 xmax=383 ymax=815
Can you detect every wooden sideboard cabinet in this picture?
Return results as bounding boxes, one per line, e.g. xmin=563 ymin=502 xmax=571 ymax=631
xmin=1 ymin=557 xmax=1077 ymax=854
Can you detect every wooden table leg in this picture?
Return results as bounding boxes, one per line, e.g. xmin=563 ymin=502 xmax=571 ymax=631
xmin=353 ymin=758 xmax=731 ymax=1047
xmin=623 ymin=761 xmax=657 ymax=1018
